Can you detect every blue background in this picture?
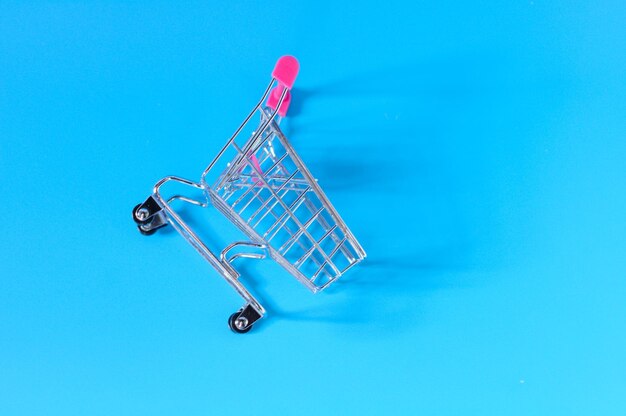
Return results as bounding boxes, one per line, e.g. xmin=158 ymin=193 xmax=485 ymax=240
xmin=1 ymin=1 xmax=625 ymax=414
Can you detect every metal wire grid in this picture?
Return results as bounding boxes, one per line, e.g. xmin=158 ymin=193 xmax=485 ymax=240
xmin=206 ymin=117 xmax=363 ymax=290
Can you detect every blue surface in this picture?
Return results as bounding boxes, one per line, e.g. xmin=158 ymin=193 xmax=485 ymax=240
xmin=1 ymin=1 xmax=625 ymax=414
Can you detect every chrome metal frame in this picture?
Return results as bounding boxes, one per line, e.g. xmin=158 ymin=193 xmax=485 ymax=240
xmin=133 ymin=75 xmax=366 ymax=332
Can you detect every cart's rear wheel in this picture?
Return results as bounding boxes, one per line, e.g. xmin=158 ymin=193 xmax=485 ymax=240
xmin=228 ymin=311 xmax=253 ymax=334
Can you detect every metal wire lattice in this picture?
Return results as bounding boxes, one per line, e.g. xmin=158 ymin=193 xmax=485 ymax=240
xmin=209 ymin=119 xmax=361 ymax=289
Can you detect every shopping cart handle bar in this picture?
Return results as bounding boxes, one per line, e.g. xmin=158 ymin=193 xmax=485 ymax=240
xmin=272 ymin=55 xmax=299 ymax=89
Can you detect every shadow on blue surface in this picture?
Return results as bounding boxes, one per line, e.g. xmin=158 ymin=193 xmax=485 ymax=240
xmin=133 ymin=57 xmax=491 ymax=335
xmin=270 ymin=245 xmax=472 ymax=325
xmin=250 ymin=63 xmax=481 ymax=334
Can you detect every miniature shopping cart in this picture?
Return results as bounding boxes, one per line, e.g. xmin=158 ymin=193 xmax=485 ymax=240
xmin=132 ymin=56 xmax=366 ymax=333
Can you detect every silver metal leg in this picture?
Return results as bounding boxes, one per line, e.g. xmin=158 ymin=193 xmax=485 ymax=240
xmin=133 ymin=176 xmax=266 ymax=332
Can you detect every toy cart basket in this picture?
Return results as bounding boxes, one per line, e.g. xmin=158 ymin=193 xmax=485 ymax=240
xmin=132 ymin=56 xmax=366 ymax=333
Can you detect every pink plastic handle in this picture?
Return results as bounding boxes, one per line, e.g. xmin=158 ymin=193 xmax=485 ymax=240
xmin=266 ymin=86 xmax=291 ymax=117
xmin=272 ymin=56 xmax=299 ymax=89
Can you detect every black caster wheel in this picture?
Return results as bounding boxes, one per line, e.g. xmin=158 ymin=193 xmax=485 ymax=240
xmin=133 ymin=204 xmax=150 ymax=224
xmin=228 ymin=311 xmax=253 ymax=334
xmin=137 ymin=224 xmax=158 ymax=236
xmin=134 ymin=201 xmax=167 ymax=235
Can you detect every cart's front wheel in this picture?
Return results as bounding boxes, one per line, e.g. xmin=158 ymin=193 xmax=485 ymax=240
xmin=228 ymin=311 xmax=253 ymax=334
xmin=133 ymin=201 xmax=168 ymax=236
xmin=132 ymin=203 xmax=150 ymax=224
xmin=137 ymin=224 xmax=158 ymax=236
